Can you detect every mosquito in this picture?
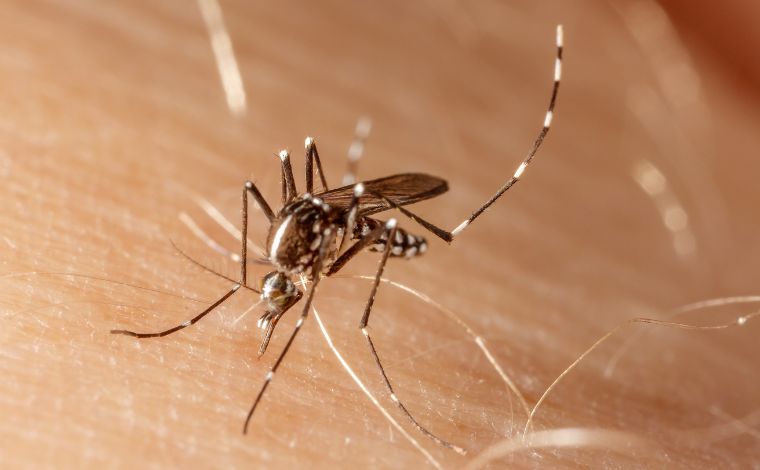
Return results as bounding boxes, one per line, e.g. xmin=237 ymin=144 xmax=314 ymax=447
xmin=111 ymin=25 xmax=563 ymax=453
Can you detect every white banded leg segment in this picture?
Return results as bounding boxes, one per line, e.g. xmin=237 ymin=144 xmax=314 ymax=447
xmin=514 ymin=162 xmax=528 ymax=179
xmin=543 ymin=111 xmax=553 ymax=128
xmin=450 ymin=219 xmax=469 ymax=237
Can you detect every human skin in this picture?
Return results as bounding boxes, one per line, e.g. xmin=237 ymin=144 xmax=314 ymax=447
xmin=1 ymin=1 xmax=758 ymax=468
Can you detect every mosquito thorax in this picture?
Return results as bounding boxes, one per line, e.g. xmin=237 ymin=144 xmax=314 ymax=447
xmin=259 ymin=271 xmax=297 ymax=311
xmin=266 ymin=194 xmax=338 ymax=274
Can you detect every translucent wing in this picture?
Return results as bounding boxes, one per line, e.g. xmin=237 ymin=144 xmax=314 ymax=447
xmin=317 ymin=173 xmax=448 ymax=216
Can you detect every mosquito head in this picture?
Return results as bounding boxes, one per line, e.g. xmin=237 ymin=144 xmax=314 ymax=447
xmin=259 ymin=271 xmax=297 ymax=311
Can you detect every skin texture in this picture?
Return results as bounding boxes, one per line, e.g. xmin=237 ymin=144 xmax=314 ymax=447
xmin=1 ymin=1 xmax=758 ymax=468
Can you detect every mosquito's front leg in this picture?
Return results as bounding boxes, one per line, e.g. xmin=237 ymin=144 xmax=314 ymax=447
xmin=243 ymin=227 xmax=336 ymax=434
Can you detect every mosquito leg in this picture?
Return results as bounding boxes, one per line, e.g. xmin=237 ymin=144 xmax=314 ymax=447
xmin=342 ymin=116 xmax=372 ymax=186
xmin=304 ymin=137 xmax=329 ymax=194
xmin=277 ymin=149 xmax=298 ymax=204
xmin=359 ymin=26 xmax=562 ymax=245
xmin=449 ymin=25 xmax=562 ymax=238
xmin=257 ymin=311 xmax=283 ymax=356
xmin=243 ymin=228 xmax=335 ymax=434
xmin=113 ymin=178 xmax=273 ymax=338
xmin=354 ymin=218 xmax=465 ymax=454
xmin=111 ymin=284 xmax=241 ymax=338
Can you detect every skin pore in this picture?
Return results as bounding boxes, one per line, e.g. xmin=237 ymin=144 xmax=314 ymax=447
xmin=1 ymin=1 xmax=759 ymax=468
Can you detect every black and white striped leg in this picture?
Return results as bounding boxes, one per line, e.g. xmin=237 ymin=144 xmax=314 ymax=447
xmin=365 ymin=26 xmax=562 ymax=245
xmin=356 ymin=219 xmax=466 ymax=455
xmin=277 ymin=149 xmax=298 ymax=205
xmin=304 ymin=137 xmax=329 ymax=194
xmin=110 ymin=284 xmax=241 ymax=338
xmin=243 ymin=228 xmax=335 ymax=434
xmin=342 ymin=116 xmax=372 ymax=186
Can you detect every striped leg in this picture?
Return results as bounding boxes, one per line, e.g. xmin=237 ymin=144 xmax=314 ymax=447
xmin=304 ymin=137 xmax=329 ymax=194
xmin=337 ymin=182 xmax=365 ymax=254
xmin=449 ymin=25 xmax=563 ymax=238
xmin=363 ymin=25 xmax=563 ymax=244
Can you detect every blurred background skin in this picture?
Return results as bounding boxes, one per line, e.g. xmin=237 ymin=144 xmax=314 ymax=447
xmin=0 ymin=1 xmax=758 ymax=468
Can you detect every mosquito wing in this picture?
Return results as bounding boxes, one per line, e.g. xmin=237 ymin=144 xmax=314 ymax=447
xmin=317 ymin=173 xmax=448 ymax=217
